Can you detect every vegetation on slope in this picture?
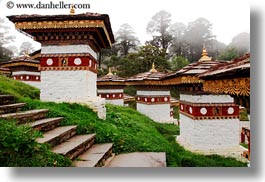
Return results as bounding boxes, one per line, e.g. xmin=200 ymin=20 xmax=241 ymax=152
xmin=0 ymin=76 xmax=247 ymax=167
xmin=0 ymin=119 xmax=72 ymax=167
xmin=0 ymin=76 xmax=39 ymax=100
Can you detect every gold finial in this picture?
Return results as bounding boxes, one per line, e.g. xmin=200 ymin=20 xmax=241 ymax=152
xmin=199 ymin=45 xmax=211 ymax=62
xmin=24 ymin=49 xmax=30 ymax=57
xmin=201 ymin=44 xmax=208 ymax=57
xmin=70 ymin=4 xmax=75 ymax=15
xmin=149 ymin=62 xmax=158 ymax=73
xmin=107 ymin=67 xmax=113 ymax=76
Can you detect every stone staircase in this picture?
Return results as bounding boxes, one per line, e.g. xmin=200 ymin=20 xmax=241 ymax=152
xmin=0 ymin=94 xmax=114 ymax=167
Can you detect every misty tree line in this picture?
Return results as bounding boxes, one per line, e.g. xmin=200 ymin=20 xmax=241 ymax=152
xmin=1 ymin=10 xmax=249 ymax=77
xmin=99 ymin=10 xmax=250 ymax=77
xmin=0 ymin=17 xmax=36 ymax=63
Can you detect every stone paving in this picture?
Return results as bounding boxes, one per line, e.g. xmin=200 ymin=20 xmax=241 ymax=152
xmin=107 ymin=152 xmax=166 ymax=167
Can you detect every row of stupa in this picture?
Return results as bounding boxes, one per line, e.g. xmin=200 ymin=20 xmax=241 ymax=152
xmin=1 ymin=10 xmax=250 ymax=160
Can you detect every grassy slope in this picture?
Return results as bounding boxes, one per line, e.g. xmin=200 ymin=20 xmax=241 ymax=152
xmin=0 ymin=76 xmax=247 ymax=167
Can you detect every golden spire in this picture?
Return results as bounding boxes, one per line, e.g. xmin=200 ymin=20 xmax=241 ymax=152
xmin=201 ymin=44 xmax=208 ymax=57
xmin=199 ymin=45 xmax=211 ymax=62
xmin=70 ymin=4 xmax=75 ymax=15
xmin=107 ymin=67 xmax=113 ymax=76
xmin=149 ymin=62 xmax=158 ymax=73
xmin=24 ymin=49 xmax=30 ymax=57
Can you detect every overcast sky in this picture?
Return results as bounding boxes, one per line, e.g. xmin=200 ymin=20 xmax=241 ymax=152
xmin=0 ymin=0 xmax=250 ymax=50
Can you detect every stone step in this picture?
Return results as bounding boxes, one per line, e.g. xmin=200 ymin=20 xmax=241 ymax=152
xmin=26 ymin=117 xmax=64 ymax=132
xmin=0 ymin=103 xmax=26 ymax=114
xmin=0 ymin=109 xmax=49 ymax=124
xmin=36 ymin=125 xmax=77 ymax=148
xmin=0 ymin=95 xmax=14 ymax=106
xmin=52 ymin=134 xmax=96 ymax=160
xmin=103 ymin=153 xmax=116 ymax=167
xmin=73 ymin=143 xmax=113 ymax=167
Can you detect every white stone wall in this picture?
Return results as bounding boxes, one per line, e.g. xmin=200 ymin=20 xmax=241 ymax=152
xmin=41 ymin=45 xmax=97 ymax=59
xmin=137 ymin=103 xmax=171 ymax=123
xmin=106 ymin=99 xmax=124 ymax=106
xmin=40 ymin=70 xmax=97 ymax=102
xmin=180 ymin=94 xmax=234 ymax=103
xmin=179 ymin=114 xmax=239 ymax=151
xmin=12 ymin=71 xmax=40 ymax=76
xmin=21 ymin=81 xmax=41 ymax=89
xmin=137 ymin=90 xmax=169 ymax=96
xmin=98 ymin=89 xmax=123 ymax=93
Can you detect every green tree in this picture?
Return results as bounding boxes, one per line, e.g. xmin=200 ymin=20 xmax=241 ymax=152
xmin=168 ymin=22 xmax=188 ymax=58
xmin=0 ymin=18 xmax=15 ymax=63
xmin=146 ymin=10 xmax=173 ymax=50
xmin=170 ymin=56 xmax=189 ymax=71
xmin=115 ymin=23 xmax=139 ymax=56
xmin=103 ymin=45 xmax=170 ymax=78
xmin=229 ymin=32 xmax=250 ymax=56
xmin=6 ymin=45 xmax=18 ymax=57
xmin=184 ymin=18 xmax=215 ymax=62
xmin=217 ymin=46 xmax=239 ymax=61
xmin=135 ymin=45 xmax=170 ymax=73
xmin=207 ymin=39 xmax=226 ymax=60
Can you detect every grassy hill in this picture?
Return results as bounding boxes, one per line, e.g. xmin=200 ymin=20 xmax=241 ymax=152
xmin=0 ymin=76 xmax=247 ymax=167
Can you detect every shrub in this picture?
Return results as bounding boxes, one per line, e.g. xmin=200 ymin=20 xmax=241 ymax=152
xmin=239 ymin=108 xmax=249 ymax=121
xmin=180 ymin=156 xmax=197 ymax=167
xmin=0 ymin=119 xmax=71 ymax=167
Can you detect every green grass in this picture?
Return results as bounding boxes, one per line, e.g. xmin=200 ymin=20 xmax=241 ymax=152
xmin=240 ymin=143 xmax=249 ymax=149
xmin=0 ymin=76 xmax=39 ymax=100
xmin=0 ymin=76 xmax=247 ymax=167
xmin=240 ymin=108 xmax=249 ymax=121
xmin=0 ymin=118 xmax=72 ymax=167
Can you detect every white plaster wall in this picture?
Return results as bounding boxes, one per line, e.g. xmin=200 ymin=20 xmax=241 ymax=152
xmin=137 ymin=103 xmax=171 ymax=123
xmin=40 ymin=70 xmax=96 ymax=102
xmin=180 ymin=94 xmax=234 ymax=103
xmin=106 ymin=99 xmax=124 ymax=106
xmin=137 ymin=90 xmax=170 ymax=96
xmin=41 ymin=45 xmax=97 ymax=59
xmin=21 ymin=81 xmax=41 ymax=89
xmin=98 ymin=89 xmax=123 ymax=93
xmin=179 ymin=114 xmax=239 ymax=151
xmin=12 ymin=71 xmax=40 ymax=76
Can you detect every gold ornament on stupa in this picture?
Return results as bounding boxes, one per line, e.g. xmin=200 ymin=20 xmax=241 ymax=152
xmin=107 ymin=67 xmax=114 ymax=76
xmin=198 ymin=45 xmax=212 ymax=62
xmin=70 ymin=4 xmax=75 ymax=15
xmin=24 ymin=49 xmax=30 ymax=57
xmin=149 ymin=62 xmax=158 ymax=73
